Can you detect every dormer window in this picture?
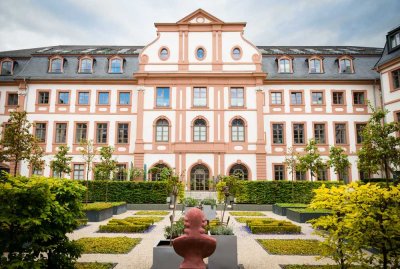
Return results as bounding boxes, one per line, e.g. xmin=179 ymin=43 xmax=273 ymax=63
xmin=308 ymin=57 xmax=323 ymax=73
xmin=278 ymin=57 xmax=292 ymax=73
xmin=388 ymin=31 xmax=400 ymax=52
xmin=338 ymin=57 xmax=354 ymax=73
xmin=79 ymin=57 xmax=93 ymax=73
xmin=1 ymin=59 xmax=13 ymax=75
xmin=109 ymin=57 xmax=123 ymax=73
xmin=49 ymin=57 xmax=63 ymax=73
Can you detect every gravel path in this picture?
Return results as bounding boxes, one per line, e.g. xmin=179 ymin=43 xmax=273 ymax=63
xmin=69 ymin=210 xmax=336 ymax=269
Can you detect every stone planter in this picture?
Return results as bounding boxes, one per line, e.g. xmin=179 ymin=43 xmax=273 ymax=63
xmin=84 ymin=207 xmax=113 ymax=222
xmin=113 ymin=203 xmax=127 ymax=215
xmin=286 ymin=209 xmax=331 ymax=223
xmin=152 ymin=240 xmax=183 ymax=269
xmin=202 ymin=205 xmax=217 ymax=220
xmin=233 ymin=204 xmax=272 ymax=211
xmin=208 ymin=235 xmax=238 ymax=269
xmin=272 ymin=204 xmax=307 ymax=216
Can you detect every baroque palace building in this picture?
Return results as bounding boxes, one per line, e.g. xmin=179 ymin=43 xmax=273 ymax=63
xmin=0 ymin=10 xmax=399 ymax=190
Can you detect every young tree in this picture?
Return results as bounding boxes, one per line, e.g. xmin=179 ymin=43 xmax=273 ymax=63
xmin=0 ymin=111 xmax=41 ymax=176
xmin=284 ymin=147 xmax=299 ymax=201
xmin=297 ymin=139 xmax=326 ymax=181
xmin=358 ymin=105 xmax=400 ymax=186
xmin=94 ymin=146 xmax=117 ymax=180
xmin=50 ymin=145 xmax=72 ymax=178
xmin=328 ymin=146 xmax=351 ymax=183
xmin=79 ymin=139 xmax=96 ymax=204
xmin=28 ymin=143 xmax=45 ymax=174
xmin=128 ymin=167 xmax=144 ymax=181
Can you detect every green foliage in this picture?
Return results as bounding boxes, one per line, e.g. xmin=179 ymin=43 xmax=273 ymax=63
xmin=79 ymin=139 xmax=96 ymax=204
xmin=328 ymin=146 xmax=350 ymax=183
xmin=229 ymin=211 xmax=265 ymax=216
xmin=128 ymin=166 xmax=144 ymax=181
xmin=281 ymin=265 xmax=371 ymax=269
xmin=235 ymin=217 xmax=276 ymax=223
xmin=201 ymin=198 xmax=217 ymax=208
xmin=80 ymin=180 xmax=169 ymax=203
xmin=75 ymin=262 xmax=115 ymax=269
xmin=247 ymin=218 xmax=301 ymax=234
xmin=94 ymin=146 xmax=117 ymax=180
xmin=358 ymin=104 xmax=400 ymax=184
xmin=0 ymin=111 xmax=44 ymax=176
xmin=82 ymin=202 xmax=113 ymax=211
xmin=111 ymin=201 xmax=126 ymax=207
xmin=99 ymin=216 xmax=164 ymax=233
xmin=234 ymin=181 xmax=341 ymax=204
xmin=134 ymin=211 xmax=169 ymax=215
xmin=275 ymin=203 xmax=309 ymax=207
xmin=289 ymin=208 xmax=332 ymax=213
xmin=297 ymin=139 xmax=326 ymax=181
xmin=209 ymin=225 xmax=234 ymax=235
xmin=182 ymin=197 xmax=198 ymax=207
xmin=0 ymin=175 xmax=86 ymax=268
xmin=50 ymin=145 xmax=73 ymax=178
xmin=216 ymin=181 xmax=227 ymax=203
xmin=76 ymin=237 xmax=141 ymax=254
xmin=164 ymin=218 xmax=184 ymax=239
xmin=257 ymin=239 xmax=326 ymax=255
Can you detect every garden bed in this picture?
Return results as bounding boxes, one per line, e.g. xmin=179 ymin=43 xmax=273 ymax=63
xmin=235 ymin=217 xmax=276 ymax=223
xmin=76 ymin=237 xmax=141 ymax=254
xmin=257 ymin=239 xmax=324 ymax=255
xmin=245 ymin=218 xmax=301 ymax=234
xmin=272 ymin=203 xmax=308 ymax=216
xmin=75 ymin=262 xmax=116 ymax=269
xmin=280 ymin=265 xmax=370 ymax=269
xmin=134 ymin=211 xmax=169 ymax=215
xmin=83 ymin=202 xmax=114 ymax=222
xmin=286 ymin=208 xmax=332 ymax=223
xmin=229 ymin=211 xmax=265 ymax=216
xmin=99 ymin=216 xmax=163 ymax=233
xmin=112 ymin=202 xmax=127 ymax=215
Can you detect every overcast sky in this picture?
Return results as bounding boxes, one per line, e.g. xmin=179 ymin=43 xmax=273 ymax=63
xmin=0 ymin=0 xmax=399 ymax=52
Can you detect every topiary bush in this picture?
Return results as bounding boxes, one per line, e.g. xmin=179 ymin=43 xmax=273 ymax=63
xmin=0 ymin=175 xmax=86 ymax=268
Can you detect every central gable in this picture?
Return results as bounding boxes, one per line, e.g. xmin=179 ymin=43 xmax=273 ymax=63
xmin=177 ymin=9 xmax=224 ymax=24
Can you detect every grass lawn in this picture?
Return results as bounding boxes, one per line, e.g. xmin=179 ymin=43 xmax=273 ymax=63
xmin=134 ymin=211 xmax=170 ymax=215
xmin=281 ymin=265 xmax=370 ymax=269
xmin=257 ymin=239 xmax=325 ymax=255
xmin=229 ymin=211 xmax=265 ymax=216
xmin=76 ymin=237 xmax=141 ymax=254
xmin=75 ymin=262 xmax=115 ymax=269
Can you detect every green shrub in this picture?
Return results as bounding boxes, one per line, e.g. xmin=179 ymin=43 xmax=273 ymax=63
xmin=257 ymin=239 xmax=326 ymax=255
xmin=164 ymin=218 xmax=184 ymax=239
xmin=201 ymin=198 xmax=217 ymax=208
xmin=111 ymin=202 xmax=126 ymax=207
xmin=275 ymin=203 xmax=309 ymax=207
xmin=250 ymin=225 xmax=301 ymax=234
xmin=77 ymin=218 xmax=88 ymax=227
xmin=98 ymin=216 xmax=163 ymax=233
xmin=235 ymin=217 xmax=276 ymax=223
xmin=83 ymin=202 xmax=113 ymax=211
xmin=289 ymin=208 xmax=332 ymax=213
xmin=76 ymin=237 xmax=141 ymax=254
xmin=229 ymin=211 xmax=264 ymax=216
xmin=210 ymin=226 xmax=234 ymax=235
xmin=75 ymin=262 xmax=115 ymax=269
xmin=78 ymin=180 xmax=169 ymax=203
xmin=135 ymin=211 xmax=169 ymax=215
xmin=182 ymin=197 xmax=198 ymax=207
xmin=0 ymin=175 xmax=86 ymax=268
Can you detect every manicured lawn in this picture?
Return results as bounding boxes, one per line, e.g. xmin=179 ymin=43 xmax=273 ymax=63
xmin=229 ymin=211 xmax=265 ymax=216
xmin=281 ymin=265 xmax=370 ymax=269
xmin=257 ymin=239 xmax=325 ymax=255
xmin=134 ymin=211 xmax=170 ymax=215
xmin=75 ymin=262 xmax=115 ymax=269
xmin=76 ymin=237 xmax=141 ymax=254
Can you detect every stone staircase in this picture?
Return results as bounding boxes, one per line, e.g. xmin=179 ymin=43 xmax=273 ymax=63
xmin=185 ymin=191 xmax=217 ymax=200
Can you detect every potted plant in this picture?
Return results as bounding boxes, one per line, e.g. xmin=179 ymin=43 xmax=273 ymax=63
xmin=83 ymin=202 xmax=113 ymax=222
xmin=208 ymin=225 xmax=238 ymax=269
xmin=201 ymin=198 xmax=217 ymax=220
xmin=111 ymin=201 xmax=127 ymax=215
xmin=182 ymin=197 xmax=198 ymax=214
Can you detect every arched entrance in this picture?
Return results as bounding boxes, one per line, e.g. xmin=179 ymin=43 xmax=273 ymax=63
xmin=190 ymin=164 xmax=209 ymax=191
xmin=228 ymin=163 xmax=250 ymax=180
xmin=149 ymin=163 xmax=170 ymax=181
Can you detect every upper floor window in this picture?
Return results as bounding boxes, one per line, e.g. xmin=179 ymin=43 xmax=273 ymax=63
xmin=55 ymin=123 xmax=67 ymax=143
xmin=231 ymin=118 xmax=245 ymax=142
xmin=159 ymin=48 xmax=169 ymax=61
xmin=7 ymin=93 xmax=18 ymax=106
xmin=389 ymin=32 xmax=400 ymax=52
xmin=117 ymin=123 xmax=129 ymax=144
xmin=278 ymin=58 xmax=291 ymax=73
xmin=314 ymin=123 xmax=326 ymax=144
xmin=1 ymin=60 xmax=13 ymax=75
xmin=156 ymin=87 xmax=170 ymax=107
xmin=96 ymin=123 xmax=108 ymax=144
xmin=356 ymin=123 xmax=366 ymax=144
xmin=291 ymin=92 xmax=303 ymax=105
xmin=392 ymin=69 xmax=400 ymax=91
xmin=155 ymin=119 xmax=169 ymax=142
xmin=335 ymin=123 xmax=347 ymax=144
xmin=196 ymin=48 xmax=205 ymax=60
xmin=193 ymin=87 xmax=207 ymax=107
xmin=38 ymin=91 xmax=49 ymax=104
xmin=98 ymin=92 xmax=109 ymax=105
xmin=58 ymin=92 xmax=69 ymax=104
xmin=230 ymin=88 xmax=244 ymax=107
xmin=193 ymin=119 xmax=207 ymax=142
xmin=75 ymin=123 xmax=87 ymax=143
xmin=353 ymin=92 xmax=365 ymax=105
xmin=272 ymin=123 xmax=284 ymax=144
xmin=332 ymin=91 xmax=344 ymax=105
xmin=232 ymin=47 xmax=242 ymax=60
xmin=79 ymin=58 xmax=93 ymax=73
xmin=49 ymin=58 xmax=62 ymax=73
xmin=339 ymin=58 xmax=353 ymax=73
xmin=109 ymin=58 xmax=122 ymax=73
xmin=35 ymin=123 xmax=46 ymax=143
xmin=78 ymin=92 xmax=89 ymax=105
xmin=118 ymin=92 xmax=131 ymax=105
xmin=293 ymin=123 xmax=305 ymax=144
xmin=309 ymin=58 xmax=322 ymax=73
xmin=311 ymin=92 xmax=324 ymax=105
xmin=271 ymin=92 xmax=282 ymax=105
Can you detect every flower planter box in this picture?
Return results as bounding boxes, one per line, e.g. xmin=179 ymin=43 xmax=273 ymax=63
xmin=112 ymin=203 xmax=127 ymax=215
xmin=272 ymin=204 xmax=308 ymax=216
xmin=208 ymin=235 xmax=238 ymax=269
xmin=286 ymin=208 xmax=331 ymax=223
xmin=203 ymin=205 xmax=217 ymax=220
xmin=152 ymin=240 xmax=183 ymax=269
xmin=84 ymin=207 xmax=113 ymax=222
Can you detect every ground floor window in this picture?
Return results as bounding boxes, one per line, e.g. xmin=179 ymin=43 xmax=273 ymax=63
xmin=190 ymin=164 xmax=209 ymax=191
xmin=274 ymin=165 xmax=285 ymax=180
xmin=73 ymin=164 xmax=84 ymax=180
xmin=229 ymin=164 xmax=249 ymax=180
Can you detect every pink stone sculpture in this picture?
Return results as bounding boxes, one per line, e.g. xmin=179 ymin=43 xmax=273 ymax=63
xmin=172 ymin=207 xmax=217 ymax=269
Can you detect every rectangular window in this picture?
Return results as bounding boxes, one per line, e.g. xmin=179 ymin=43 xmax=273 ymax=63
xmin=32 ymin=168 xmax=43 ymax=176
xmin=317 ymin=169 xmax=328 ymax=181
xmin=96 ymin=123 xmax=108 ymax=143
xmin=390 ymin=32 xmax=400 ymax=50
xmin=98 ymin=92 xmax=109 ymax=105
xmin=311 ymin=92 xmax=323 ymax=105
xmin=356 ymin=123 xmax=366 ymax=144
xmin=55 ymin=123 xmax=67 ymax=143
xmin=156 ymin=87 xmax=170 ymax=107
xmin=78 ymin=92 xmax=89 ymax=105
xmin=35 ymin=123 xmax=46 ymax=143
xmin=332 ymin=92 xmax=344 ymax=105
xmin=295 ymin=171 xmax=306 ymax=181
xmin=353 ymin=92 xmax=365 ymax=105
xmin=335 ymin=123 xmax=347 ymax=144
xmin=272 ymin=124 xmax=284 ymax=144
xmin=7 ymin=93 xmax=18 ymax=106
xmin=274 ymin=165 xmax=285 ymax=180
xmin=73 ymin=164 xmax=84 ymax=180
xmin=116 ymin=164 xmax=127 ymax=180
xmin=58 ymin=92 xmax=69 ymax=104
xmin=271 ymin=92 xmax=282 ymax=105
xmin=38 ymin=92 xmax=49 ymax=104
xmin=117 ymin=123 xmax=129 ymax=144
xmin=314 ymin=124 xmax=326 ymax=144
xmin=193 ymin=87 xmax=207 ymax=107
xmin=230 ymin=88 xmax=244 ymax=107
xmin=75 ymin=123 xmax=87 ymax=143
xmin=291 ymin=92 xmax=302 ymax=105
xmin=119 ymin=92 xmax=131 ymax=105
xmin=293 ymin=123 xmax=305 ymax=144
xmin=392 ymin=69 xmax=400 ymax=90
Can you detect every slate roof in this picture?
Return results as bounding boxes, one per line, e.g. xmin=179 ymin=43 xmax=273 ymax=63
xmin=258 ymin=46 xmax=383 ymax=55
xmin=374 ymin=26 xmax=400 ymax=69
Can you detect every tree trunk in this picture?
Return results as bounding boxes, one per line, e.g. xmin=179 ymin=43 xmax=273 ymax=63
xmin=384 ymin=160 xmax=390 ymax=188
xmin=13 ymin=161 xmax=18 ymax=176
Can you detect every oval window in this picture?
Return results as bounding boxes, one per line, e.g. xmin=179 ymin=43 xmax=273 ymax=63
xmin=232 ymin=47 xmax=241 ymax=60
xmin=196 ymin=48 xmax=205 ymax=60
xmin=159 ymin=48 xmax=169 ymax=60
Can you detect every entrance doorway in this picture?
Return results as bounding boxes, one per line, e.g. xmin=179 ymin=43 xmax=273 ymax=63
xmin=190 ymin=164 xmax=209 ymax=191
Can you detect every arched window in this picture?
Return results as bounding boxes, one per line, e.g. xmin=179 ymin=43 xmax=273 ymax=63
xmin=50 ymin=58 xmax=62 ymax=73
xmin=339 ymin=58 xmax=353 ymax=73
xmin=232 ymin=47 xmax=241 ymax=60
xmin=190 ymin=164 xmax=210 ymax=191
xmin=279 ymin=58 xmax=291 ymax=73
xmin=155 ymin=119 xmax=169 ymax=142
xmin=309 ymin=58 xmax=322 ymax=73
xmin=1 ymin=60 xmax=13 ymax=75
xmin=80 ymin=58 xmax=93 ymax=73
xmin=193 ymin=119 xmax=207 ymax=141
xmin=231 ymin=118 xmax=245 ymax=142
xmin=159 ymin=48 xmax=169 ymax=60
xmin=196 ymin=48 xmax=205 ymax=60
xmin=229 ymin=164 xmax=249 ymax=180
xmin=110 ymin=58 xmax=122 ymax=73
xmin=150 ymin=163 xmax=169 ymax=181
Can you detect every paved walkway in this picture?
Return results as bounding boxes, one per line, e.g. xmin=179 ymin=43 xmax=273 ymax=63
xmin=69 ymin=210 xmax=336 ymax=269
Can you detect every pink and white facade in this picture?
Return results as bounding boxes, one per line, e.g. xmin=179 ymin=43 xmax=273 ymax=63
xmin=0 ymin=10 xmax=398 ymax=190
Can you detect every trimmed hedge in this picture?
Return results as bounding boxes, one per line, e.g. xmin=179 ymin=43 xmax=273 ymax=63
xmin=257 ymin=239 xmax=325 ymax=255
xmin=235 ymin=181 xmax=341 ymax=204
xmin=83 ymin=202 xmax=113 ymax=211
xmin=99 ymin=216 xmax=163 ymax=233
xmin=245 ymin=218 xmax=301 ymax=234
xmin=78 ymin=180 xmax=169 ymax=203
xmin=229 ymin=211 xmax=264 ymax=216
xmin=76 ymin=237 xmax=141 ymax=254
